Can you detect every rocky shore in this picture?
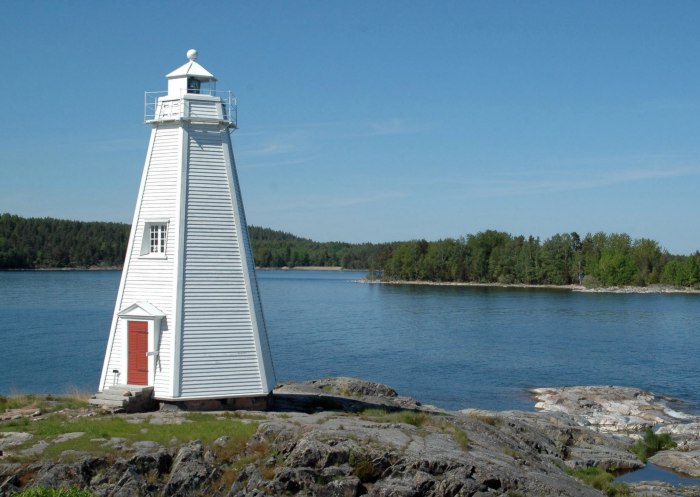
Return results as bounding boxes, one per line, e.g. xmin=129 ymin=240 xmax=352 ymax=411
xmin=1 ymin=378 xmax=699 ymax=497
xmin=361 ymin=280 xmax=700 ymax=294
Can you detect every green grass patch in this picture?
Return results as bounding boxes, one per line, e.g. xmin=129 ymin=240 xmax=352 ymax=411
xmin=360 ymin=408 xmax=428 ymax=427
xmin=451 ymin=427 xmax=470 ymax=451
xmin=629 ymin=428 xmax=676 ymax=462
xmin=566 ymin=467 xmax=632 ymax=497
xmin=467 ymin=412 xmax=503 ymax=427
xmin=12 ymin=487 xmax=95 ymax=497
xmin=0 ymin=393 xmax=89 ymax=415
xmin=2 ymin=412 xmax=258 ymax=461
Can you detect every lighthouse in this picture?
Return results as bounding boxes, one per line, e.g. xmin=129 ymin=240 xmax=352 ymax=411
xmin=95 ymin=50 xmax=275 ymax=409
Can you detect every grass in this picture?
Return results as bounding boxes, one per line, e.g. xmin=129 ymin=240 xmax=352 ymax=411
xmin=1 ymin=412 xmax=258 ymax=461
xmin=0 ymin=393 xmax=89 ymax=415
xmin=212 ymin=437 xmax=275 ymax=490
xmin=566 ymin=467 xmax=632 ymax=497
xmin=12 ymin=488 xmax=95 ymax=497
xmin=451 ymin=427 xmax=470 ymax=451
xmin=349 ymin=449 xmax=383 ymax=482
xmin=629 ymin=428 xmax=677 ymax=462
xmin=359 ymin=408 xmax=429 ymax=427
xmin=320 ymin=384 xmax=354 ymax=398
xmin=467 ymin=412 xmax=503 ymax=427
xmin=359 ymin=408 xmax=469 ymax=451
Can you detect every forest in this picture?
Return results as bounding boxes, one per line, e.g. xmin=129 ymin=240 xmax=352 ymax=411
xmin=0 ymin=213 xmax=130 ymax=269
xmin=0 ymin=214 xmax=393 ymax=272
xmin=382 ymin=231 xmax=700 ymax=288
xmin=248 ymin=226 xmax=395 ymax=271
xmin=1 ymin=213 xmax=698 ymax=288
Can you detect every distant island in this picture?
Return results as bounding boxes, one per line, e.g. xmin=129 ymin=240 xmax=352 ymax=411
xmin=1 ymin=213 xmax=698 ymax=290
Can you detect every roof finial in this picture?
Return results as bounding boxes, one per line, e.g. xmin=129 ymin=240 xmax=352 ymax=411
xmin=186 ymin=49 xmax=198 ymax=61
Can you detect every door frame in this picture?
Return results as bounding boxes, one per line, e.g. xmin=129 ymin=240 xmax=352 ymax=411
xmin=127 ymin=320 xmax=149 ymax=385
xmin=117 ymin=302 xmax=165 ymax=388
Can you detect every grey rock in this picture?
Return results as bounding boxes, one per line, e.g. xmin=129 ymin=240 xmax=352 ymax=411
xmin=20 ymin=439 xmax=49 ymax=456
xmin=531 ymin=386 xmax=697 ymax=433
xmin=370 ymin=478 xmax=419 ymax=497
xmin=6 ymin=379 xmax=700 ymax=497
xmin=317 ymin=476 xmax=364 ymax=497
xmin=649 ymin=449 xmax=700 ymax=478
xmin=286 ymin=438 xmax=329 ymax=468
xmin=0 ymin=432 xmax=31 ymax=452
xmin=52 ymin=431 xmax=86 ymax=444
xmin=162 ymin=441 xmax=211 ymax=497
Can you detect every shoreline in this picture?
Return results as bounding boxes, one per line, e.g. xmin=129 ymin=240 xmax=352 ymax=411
xmin=360 ymin=279 xmax=700 ymax=295
xmin=3 ymin=379 xmax=700 ymax=495
xmin=4 ymin=267 xmax=698 ymax=294
xmin=256 ymin=266 xmax=350 ymax=271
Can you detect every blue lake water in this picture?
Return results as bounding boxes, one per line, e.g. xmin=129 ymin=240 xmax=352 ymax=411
xmin=1 ymin=270 xmax=699 ymax=413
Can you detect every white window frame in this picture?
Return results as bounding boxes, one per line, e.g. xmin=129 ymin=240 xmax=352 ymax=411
xmin=140 ymin=220 xmax=169 ymax=258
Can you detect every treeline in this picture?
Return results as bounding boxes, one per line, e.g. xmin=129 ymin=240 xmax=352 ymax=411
xmin=249 ymin=226 xmax=395 ymax=271
xmin=0 ymin=213 xmax=130 ymax=269
xmin=2 ymin=214 xmax=698 ymax=288
xmin=0 ymin=215 xmax=395 ymax=272
xmin=383 ymin=231 xmax=700 ymax=288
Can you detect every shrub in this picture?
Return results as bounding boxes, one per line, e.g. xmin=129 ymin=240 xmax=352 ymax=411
xmin=630 ymin=428 xmax=676 ymax=462
xmin=566 ymin=467 xmax=631 ymax=497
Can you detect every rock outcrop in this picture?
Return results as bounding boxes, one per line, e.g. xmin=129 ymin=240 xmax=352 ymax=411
xmin=1 ymin=379 xmax=700 ymax=497
xmin=532 ymin=385 xmax=700 ymax=485
xmin=531 ymin=386 xmax=696 ymax=433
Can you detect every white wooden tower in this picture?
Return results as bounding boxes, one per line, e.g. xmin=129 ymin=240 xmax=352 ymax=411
xmin=97 ymin=50 xmax=275 ymax=406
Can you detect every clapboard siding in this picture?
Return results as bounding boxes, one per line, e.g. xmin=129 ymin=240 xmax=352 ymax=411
xmin=227 ymin=134 xmax=276 ymax=391
xmin=179 ymin=128 xmax=263 ymax=398
xmin=188 ymin=100 xmax=221 ymax=120
xmin=103 ymin=125 xmax=180 ymax=396
xmin=101 ymin=87 xmax=275 ymax=400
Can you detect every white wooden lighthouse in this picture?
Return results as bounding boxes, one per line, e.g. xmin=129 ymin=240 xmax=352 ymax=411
xmin=96 ymin=50 xmax=275 ymax=408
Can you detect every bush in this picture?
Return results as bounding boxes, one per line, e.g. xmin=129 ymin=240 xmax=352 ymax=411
xmin=566 ymin=467 xmax=631 ymax=497
xmin=630 ymin=428 xmax=676 ymax=462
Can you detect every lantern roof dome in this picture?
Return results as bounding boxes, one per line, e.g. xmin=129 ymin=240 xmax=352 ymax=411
xmin=166 ymin=49 xmax=216 ymax=81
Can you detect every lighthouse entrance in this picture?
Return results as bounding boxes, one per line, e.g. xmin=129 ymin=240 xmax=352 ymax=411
xmin=127 ymin=321 xmax=148 ymax=385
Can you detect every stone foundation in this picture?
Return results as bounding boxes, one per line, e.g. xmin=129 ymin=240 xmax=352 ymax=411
xmin=159 ymin=394 xmax=271 ymax=412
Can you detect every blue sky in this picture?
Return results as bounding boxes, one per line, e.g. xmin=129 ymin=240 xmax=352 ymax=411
xmin=1 ymin=2 xmax=699 ymax=254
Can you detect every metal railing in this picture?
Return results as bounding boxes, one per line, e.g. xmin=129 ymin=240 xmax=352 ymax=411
xmin=144 ymin=90 xmax=237 ymax=127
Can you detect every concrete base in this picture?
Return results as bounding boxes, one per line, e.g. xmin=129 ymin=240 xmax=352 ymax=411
xmin=159 ymin=394 xmax=271 ymax=412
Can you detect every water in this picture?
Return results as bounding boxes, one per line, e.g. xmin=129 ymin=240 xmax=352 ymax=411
xmin=616 ymin=463 xmax=700 ymax=485
xmin=1 ymin=270 xmax=699 ymax=413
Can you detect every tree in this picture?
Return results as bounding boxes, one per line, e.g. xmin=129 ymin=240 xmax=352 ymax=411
xmin=540 ymin=234 xmax=574 ymax=285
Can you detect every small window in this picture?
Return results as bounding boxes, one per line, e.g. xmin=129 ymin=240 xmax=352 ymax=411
xmin=150 ymin=224 xmax=167 ymax=253
xmin=140 ymin=221 xmax=169 ymax=257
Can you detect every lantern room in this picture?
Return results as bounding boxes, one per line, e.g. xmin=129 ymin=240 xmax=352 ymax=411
xmin=166 ymin=49 xmax=217 ymax=97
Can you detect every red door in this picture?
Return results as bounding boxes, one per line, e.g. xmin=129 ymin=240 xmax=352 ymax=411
xmin=128 ymin=321 xmax=148 ymax=385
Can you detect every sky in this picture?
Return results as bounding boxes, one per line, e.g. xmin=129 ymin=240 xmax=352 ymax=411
xmin=1 ymin=2 xmax=699 ymax=254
